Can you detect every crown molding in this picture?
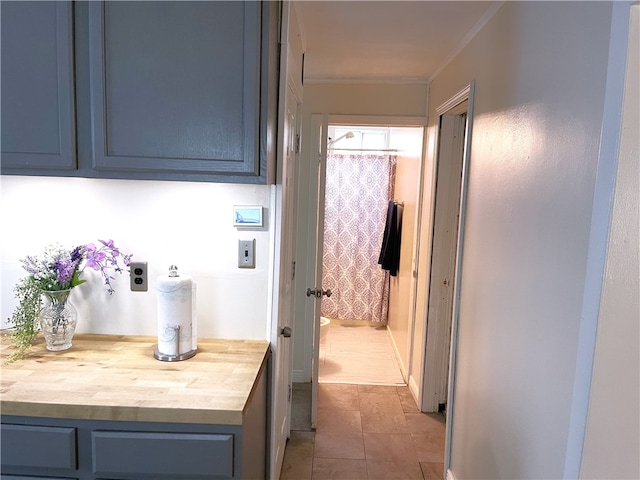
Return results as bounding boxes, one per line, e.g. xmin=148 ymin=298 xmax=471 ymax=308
xmin=429 ymin=1 xmax=504 ymax=82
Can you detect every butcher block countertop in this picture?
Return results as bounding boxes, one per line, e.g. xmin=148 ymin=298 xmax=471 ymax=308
xmin=0 ymin=334 xmax=270 ymax=426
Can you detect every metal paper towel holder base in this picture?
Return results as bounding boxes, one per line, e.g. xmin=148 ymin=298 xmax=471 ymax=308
xmin=153 ymin=324 xmax=197 ymax=362
xmin=154 ymin=347 xmax=197 ymax=362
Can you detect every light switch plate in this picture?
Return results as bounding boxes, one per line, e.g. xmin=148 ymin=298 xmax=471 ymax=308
xmin=238 ymin=239 xmax=255 ymax=268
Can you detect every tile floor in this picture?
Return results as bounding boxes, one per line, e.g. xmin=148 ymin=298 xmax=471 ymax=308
xmin=281 ymin=383 xmax=446 ymax=480
xmin=319 ymin=322 xmax=405 ymax=385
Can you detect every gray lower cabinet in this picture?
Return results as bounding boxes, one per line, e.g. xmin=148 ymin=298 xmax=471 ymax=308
xmin=91 ymin=431 xmax=233 ymax=477
xmin=1 ymin=477 xmax=76 ymax=480
xmin=1 ymin=1 xmax=280 ymax=184
xmin=1 ymin=420 xmax=259 ymax=480
xmin=1 ymin=425 xmax=77 ymax=471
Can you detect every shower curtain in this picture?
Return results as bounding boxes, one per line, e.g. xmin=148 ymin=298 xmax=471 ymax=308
xmin=321 ymin=152 xmax=397 ymax=325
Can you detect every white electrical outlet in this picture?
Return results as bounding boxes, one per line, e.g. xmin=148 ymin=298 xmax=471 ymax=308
xmin=238 ymin=239 xmax=255 ymax=268
xmin=130 ymin=261 xmax=148 ymax=291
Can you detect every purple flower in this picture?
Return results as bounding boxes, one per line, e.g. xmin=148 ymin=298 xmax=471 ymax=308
xmin=70 ymin=245 xmax=84 ymax=263
xmin=81 ymin=239 xmax=132 ymax=294
xmin=20 ymin=255 xmax=43 ymax=278
xmin=85 ymin=243 xmax=106 ymax=268
xmin=20 ymin=240 xmax=132 ymax=294
xmin=54 ymin=258 xmax=74 ymax=285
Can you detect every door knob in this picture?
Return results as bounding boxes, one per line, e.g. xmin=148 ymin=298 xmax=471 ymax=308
xmin=306 ymin=288 xmax=333 ymax=298
xmin=280 ymin=326 xmax=292 ymax=337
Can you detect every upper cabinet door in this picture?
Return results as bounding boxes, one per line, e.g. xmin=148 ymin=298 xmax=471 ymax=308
xmin=1 ymin=1 xmax=76 ymax=169
xmin=89 ymin=1 xmax=262 ymax=177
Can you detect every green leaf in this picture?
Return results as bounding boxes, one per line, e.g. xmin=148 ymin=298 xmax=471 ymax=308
xmin=6 ymin=277 xmax=42 ymax=362
xmin=70 ymin=271 xmax=86 ymax=288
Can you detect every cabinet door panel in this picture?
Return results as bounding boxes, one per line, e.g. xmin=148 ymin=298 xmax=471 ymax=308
xmin=91 ymin=431 xmax=234 ymax=478
xmin=89 ymin=1 xmax=261 ymax=176
xmin=0 ymin=424 xmax=77 ymax=470
xmin=2 ymin=477 xmax=77 ymax=480
xmin=0 ymin=1 xmax=76 ymax=169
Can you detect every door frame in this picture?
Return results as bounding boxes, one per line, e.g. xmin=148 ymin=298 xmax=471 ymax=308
xmin=308 ymin=113 xmax=328 ymax=429
xmin=432 ymin=82 xmax=475 ymax=474
xmin=303 ymin=114 xmax=427 ymax=426
xmin=421 ymin=95 xmax=470 ymax=413
xmin=268 ymin=77 xmax=302 ymax=480
xmin=300 ymin=114 xmax=428 ymax=385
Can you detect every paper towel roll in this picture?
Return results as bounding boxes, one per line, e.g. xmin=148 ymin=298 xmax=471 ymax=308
xmin=156 ymin=273 xmax=197 ymax=357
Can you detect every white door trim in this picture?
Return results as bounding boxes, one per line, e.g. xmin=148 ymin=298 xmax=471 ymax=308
xmin=305 ymin=115 xmax=425 ymax=423
xmin=442 ymin=81 xmax=476 ymax=473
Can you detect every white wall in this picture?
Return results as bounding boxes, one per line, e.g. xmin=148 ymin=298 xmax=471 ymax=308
xmin=418 ymin=2 xmax=625 ymax=478
xmin=581 ymin=5 xmax=639 ymax=478
xmin=387 ymin=127 xmax=423 ymax=379
xmin=1 ymin=176 xmax=272 ymax=340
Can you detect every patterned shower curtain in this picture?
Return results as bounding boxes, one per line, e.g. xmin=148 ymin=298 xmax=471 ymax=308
xmin=320 ymin=152 xmax=397 ymax=324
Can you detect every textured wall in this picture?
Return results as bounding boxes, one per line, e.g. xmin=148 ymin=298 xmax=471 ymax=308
xmin=581 ymin=5 xmax=640 ymax=479
xmin=420 ymin=1 xmax=620 ymax=478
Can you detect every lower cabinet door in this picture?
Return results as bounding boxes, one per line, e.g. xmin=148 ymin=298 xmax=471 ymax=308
xmin=1 ymin=477 xmax=77 ymax=480
xmin=0 ymin=424 xmax=77 ymax=470
xmin=91 ymin=431 xmax=234 ymax=478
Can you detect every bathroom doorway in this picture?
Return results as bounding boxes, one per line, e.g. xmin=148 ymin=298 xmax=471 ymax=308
xmin=318 ymin=125 xmax=424 ymax=386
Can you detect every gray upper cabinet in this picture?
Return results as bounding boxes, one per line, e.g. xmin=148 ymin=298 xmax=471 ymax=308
xmin=1 ymin=1 xmax=279 ymax=184
xmin=90 ymin=1 xmax=259 ymax=178
xmin=0 ymin=1 xmax=76 ymax=169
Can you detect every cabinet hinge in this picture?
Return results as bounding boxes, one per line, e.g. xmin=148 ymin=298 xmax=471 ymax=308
xmin=295 ymin=134 xmax=300 ymax=154
xmin=291 ymin=261 xmax=296 ymax=280
xmin=288 ymin=384 xmax=292 ymax=402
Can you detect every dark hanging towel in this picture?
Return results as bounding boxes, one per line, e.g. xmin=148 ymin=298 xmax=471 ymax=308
xmin=378 ymin=200 xmax=403 ymax=276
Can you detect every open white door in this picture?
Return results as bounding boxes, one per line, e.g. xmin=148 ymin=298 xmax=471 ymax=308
xmin=308 ymin=113 xmax=329 ymax=429
xmin=269 ymin=5 xmax=300 ymax=475
xmin=422 ymin=104 xmax=468 ymax=413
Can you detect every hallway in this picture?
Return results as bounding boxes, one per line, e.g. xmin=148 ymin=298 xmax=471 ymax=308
xmin=280 ymin=383 xmax=445 ymax=480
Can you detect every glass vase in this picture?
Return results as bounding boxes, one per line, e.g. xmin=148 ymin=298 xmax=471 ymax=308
xmin=39 ymin=289 xmax=78 ymax=351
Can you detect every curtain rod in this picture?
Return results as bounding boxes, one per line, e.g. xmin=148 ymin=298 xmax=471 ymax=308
xmin=328 ymin=148 xmax=398 ymax=152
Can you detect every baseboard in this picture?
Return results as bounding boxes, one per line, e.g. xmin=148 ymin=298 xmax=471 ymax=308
xmin=408 ymin=374 xmax=420 ymax=404
xmin=446 ymin=468 xmax=456 ymax=480
xmin=385 ymin=327 xmax=408 ymax=382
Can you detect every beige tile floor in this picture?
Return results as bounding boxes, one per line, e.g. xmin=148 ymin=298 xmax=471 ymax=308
xmin=280 ymin=383 xmax=446 ymax=480
xmin=319 ymin=323 xmax=406 ymax=385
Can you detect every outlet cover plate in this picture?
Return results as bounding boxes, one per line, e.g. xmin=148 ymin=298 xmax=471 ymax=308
xmin=130 ymin=261 xmax=148 ymax=291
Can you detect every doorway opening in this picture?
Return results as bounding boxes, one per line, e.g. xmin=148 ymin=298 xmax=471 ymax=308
xmin=318 ymin=124 xmax=423 ymax=386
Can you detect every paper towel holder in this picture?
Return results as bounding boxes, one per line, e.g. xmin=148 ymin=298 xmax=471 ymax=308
xmin=154 ymin=265 xmax=197 ymax=362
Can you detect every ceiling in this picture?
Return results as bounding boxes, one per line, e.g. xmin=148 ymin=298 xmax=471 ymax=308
xmin=294 ymin=1 xmax=500 ymax=83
